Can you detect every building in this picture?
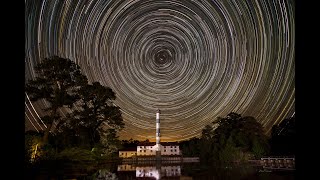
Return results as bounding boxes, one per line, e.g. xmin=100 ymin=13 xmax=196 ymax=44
xmin=119 ymin=147 xmax=137 ymax=158
xmin=137 ymin=142 xmax=180 ymax=156
xmin=119 ymin=109 xmax=180 ymax=158
xmin=119 ymin=142 xmax=180 ymax=158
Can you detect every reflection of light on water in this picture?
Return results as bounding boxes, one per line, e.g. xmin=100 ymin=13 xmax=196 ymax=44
xmin=136 ymin=166 xmax=181 ymax=180
xmin=161 ymin=166 xmax=181 ymax=177
xmin=117 ymin=164 xmax=136 ymax=171
xmin=136 ymin=166 xmax=160 ymax=179
xmin=118 ymin=164 xmax=181 ymax=180
xmin=96 ymin=169 xmax=118 ymax=180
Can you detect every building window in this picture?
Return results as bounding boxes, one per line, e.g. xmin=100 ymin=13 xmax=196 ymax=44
xmin=164 ymin=150 xmax=166 ymax=152
xmin=151 ymin=150 xmax=153 ymax=152
xmin=171 ymin=150 xmax=173 ymax=152
xmin=140 ymin=150 xmax=142 ymax=152
xmin=174 ymin=149 xmax=177 ymax=152
xmin=144 ymin=150 xmax=146 ymax=152
xmin=164 ymin=146 xmax=166 ymax=148
xmin=121 ymin=153 xmax=124 ymax=155
xmin=171 ymin=146 xmax=173 ymax=148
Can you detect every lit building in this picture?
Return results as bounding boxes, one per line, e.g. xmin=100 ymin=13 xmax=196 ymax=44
xmin=137 ymin=142 xmax=180 ymax=156
xmin=119 ymin=147 xmax=137 ymax=158
xmin=119 ymin=109 xmax=181 ymax=158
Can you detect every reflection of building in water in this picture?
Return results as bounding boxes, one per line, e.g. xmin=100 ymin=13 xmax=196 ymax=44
xmin=136 ymin=166 xmax=160 ymax=179
xmin=117 ymin=164 xmax=136 ymax=171
xmin=161 ymin=166 xmax=181 ymax=177
xmin=136 ymin=165 xmax=181 ymax=179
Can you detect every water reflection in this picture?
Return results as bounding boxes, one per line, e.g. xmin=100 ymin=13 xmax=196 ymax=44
xmin=95 ymin=169 xmax=118 ymax=180
xmin=27 ymin=160 xmax=295 ymax=179
xmin=118 ymin=163 xmax=181 ymax=179
xmin=115 ymin=162 xmax=295 ymax=180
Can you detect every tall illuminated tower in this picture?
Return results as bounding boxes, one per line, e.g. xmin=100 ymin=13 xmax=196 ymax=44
xmin=156 ymin=109 xmax=161 ymax=155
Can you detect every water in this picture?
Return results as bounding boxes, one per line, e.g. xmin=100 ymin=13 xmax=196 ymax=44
xmin=116 ymin=162 xmax=295 ymax=180
xmin=27 ymin=161 xmax=295 ymax=179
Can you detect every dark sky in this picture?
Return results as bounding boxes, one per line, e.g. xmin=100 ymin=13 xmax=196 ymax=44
xmin=25 ymin=0 xmax=295 ymax=142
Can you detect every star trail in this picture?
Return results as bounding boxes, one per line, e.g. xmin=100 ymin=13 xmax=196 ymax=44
xmin=25 ymin=0 xmax=295 ymax=142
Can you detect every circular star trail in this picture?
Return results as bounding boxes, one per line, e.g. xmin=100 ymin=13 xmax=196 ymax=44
xmin=25 ymin=0 xmax=295 ymax=142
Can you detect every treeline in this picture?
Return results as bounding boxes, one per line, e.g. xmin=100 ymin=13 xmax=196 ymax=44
xmin=25 ymin=56 xmax=124 ymax=164
xmin=179 ymin=113 xmax=295 ymax=164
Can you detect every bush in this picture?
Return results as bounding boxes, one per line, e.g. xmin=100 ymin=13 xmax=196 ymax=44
xmin=56 ymin=147 xmax=95 ymax=161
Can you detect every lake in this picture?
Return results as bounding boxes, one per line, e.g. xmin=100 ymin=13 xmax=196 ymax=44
xmin=26 ymin=161 xmax=295 ymax=179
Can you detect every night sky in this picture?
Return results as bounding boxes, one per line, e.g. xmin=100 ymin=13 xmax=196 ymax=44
xmin=25 ymin=0 xmax=295 ymax=142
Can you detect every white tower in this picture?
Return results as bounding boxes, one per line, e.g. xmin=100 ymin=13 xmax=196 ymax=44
xmin=156 ymin=109 xmax=161 ymax=153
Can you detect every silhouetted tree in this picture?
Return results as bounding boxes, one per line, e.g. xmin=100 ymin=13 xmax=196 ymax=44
xmin=199 ymin=112 xmax=269 ymax=162
xmin=269 ymin=116 xmax=295 ymax=156
xmin=180 ymin=137 xmax=201 ymax=157
xmin=122 ymin=138 xmax=140 ymax=148
xmin=25 ymin=56 xmax=88 ymax=144
xmin=56 ymin=81 xmax=124 ymax=150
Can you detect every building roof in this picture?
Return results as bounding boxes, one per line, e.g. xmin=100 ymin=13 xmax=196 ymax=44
xmin=161 ymin=142 xmax=179 ymax=146
xmin=119 ymin=147 xmax=137 ymax=151
xmin=137 ymin=142 xmax=156 ymax=146
xmin=137 ymin=142 xmax=179 ymax=146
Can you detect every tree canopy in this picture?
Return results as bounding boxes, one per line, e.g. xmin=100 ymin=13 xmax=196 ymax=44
xmin=180 ymin=112 xmax=270 ymax=163
xmin=26 ymin=56 xmax=88 ymax=143
xmin=25 ymin=56 xmax=124 ymax=161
